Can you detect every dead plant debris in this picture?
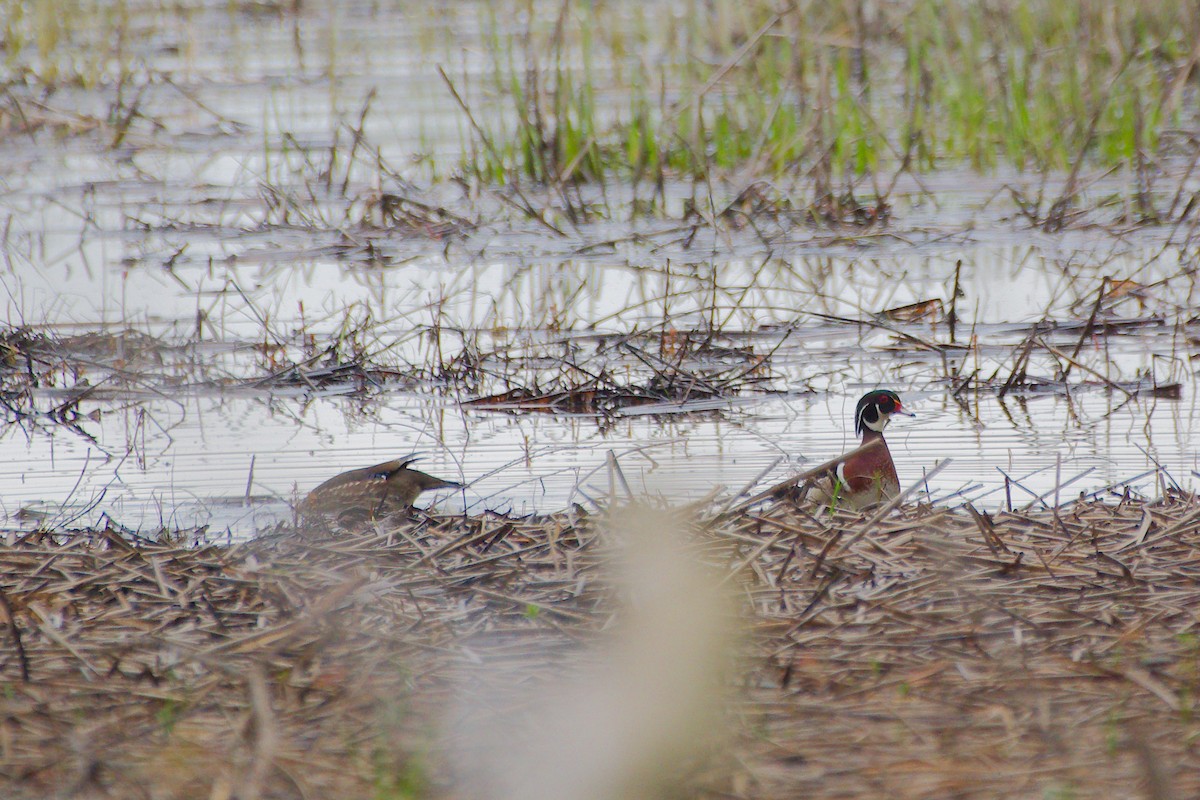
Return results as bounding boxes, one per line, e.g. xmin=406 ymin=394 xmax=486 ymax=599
xmin=2 ymin=490 xmax=1198 ymax=799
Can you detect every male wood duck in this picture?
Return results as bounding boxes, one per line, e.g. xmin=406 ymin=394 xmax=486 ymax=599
xmin=815 ymin=389 xmax=912 ymax=510
xmin=300 ymin=457 xmax=460 ymax=524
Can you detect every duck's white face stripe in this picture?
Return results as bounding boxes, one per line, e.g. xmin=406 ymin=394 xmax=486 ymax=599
xmin=860 ymin=407 xmax=891 ymax=433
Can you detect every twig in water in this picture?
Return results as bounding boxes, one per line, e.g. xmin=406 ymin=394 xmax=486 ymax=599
xmin=606 ymin=450 xmax=635 ymax=501
xmin=948 ymin=259 xmax=963 ymax=344
xmin=245 ymin=455 xmax=256 ymax=504
xmin=1135 ymin=442 xmax=1183 ymax=494
xmin=1041 ymin=339 xmax=1133 ymax=397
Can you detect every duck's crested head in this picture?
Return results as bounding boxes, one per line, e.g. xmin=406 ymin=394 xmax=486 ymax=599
xmin=855 ymin=389 xmax=909 ymax=436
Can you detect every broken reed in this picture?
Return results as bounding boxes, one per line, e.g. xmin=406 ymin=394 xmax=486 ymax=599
xmin=456 ymin=0 xmax=1196 ymax=190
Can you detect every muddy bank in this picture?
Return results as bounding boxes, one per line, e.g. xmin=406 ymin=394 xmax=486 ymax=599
xmin=2 ymin=493 xmax=1197 ymax=798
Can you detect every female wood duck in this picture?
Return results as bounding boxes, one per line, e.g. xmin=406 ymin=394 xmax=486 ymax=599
xmin=816 ymin=389 xmax=912 ymax=510
xmin=300 ymin=457 xmax=460 ymax=524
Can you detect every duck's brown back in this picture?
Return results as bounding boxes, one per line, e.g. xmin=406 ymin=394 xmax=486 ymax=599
xmin=301 ymin=458 xmax=459 ymax=517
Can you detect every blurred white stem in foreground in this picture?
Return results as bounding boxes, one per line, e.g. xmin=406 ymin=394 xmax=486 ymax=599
xmin=450 ymin=505 xmax=738 ymax=800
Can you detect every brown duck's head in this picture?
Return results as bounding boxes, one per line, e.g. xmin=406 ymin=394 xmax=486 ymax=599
xmin=400 ymin=467 xmax=462 ymax=493
xmin=854 ymin=389 xmax=912 ymax=437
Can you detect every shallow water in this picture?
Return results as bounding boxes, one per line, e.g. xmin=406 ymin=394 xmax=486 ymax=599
xmin=6 ymin=372 xmax=1197 ymax=537
xmin=2 ymin=2 xmax=1199 ymax=536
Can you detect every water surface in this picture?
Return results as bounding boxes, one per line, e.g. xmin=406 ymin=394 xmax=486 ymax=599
xmin=2 ymin=1 xmax=1198 ymax=537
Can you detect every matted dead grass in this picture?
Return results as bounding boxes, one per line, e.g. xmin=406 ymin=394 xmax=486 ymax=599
xmin=1 ymin=492 xmax=1198 ymax=799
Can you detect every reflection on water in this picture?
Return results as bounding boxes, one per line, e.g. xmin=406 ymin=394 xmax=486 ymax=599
xmin=3 ymin=384 xmax=1196 ymax=537
xmin=2 ymin=1 xmax=1198 ymax=537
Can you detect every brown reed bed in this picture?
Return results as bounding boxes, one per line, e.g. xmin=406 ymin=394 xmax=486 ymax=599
xmin=2 ymin=490 xmax=1199 ymax=798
